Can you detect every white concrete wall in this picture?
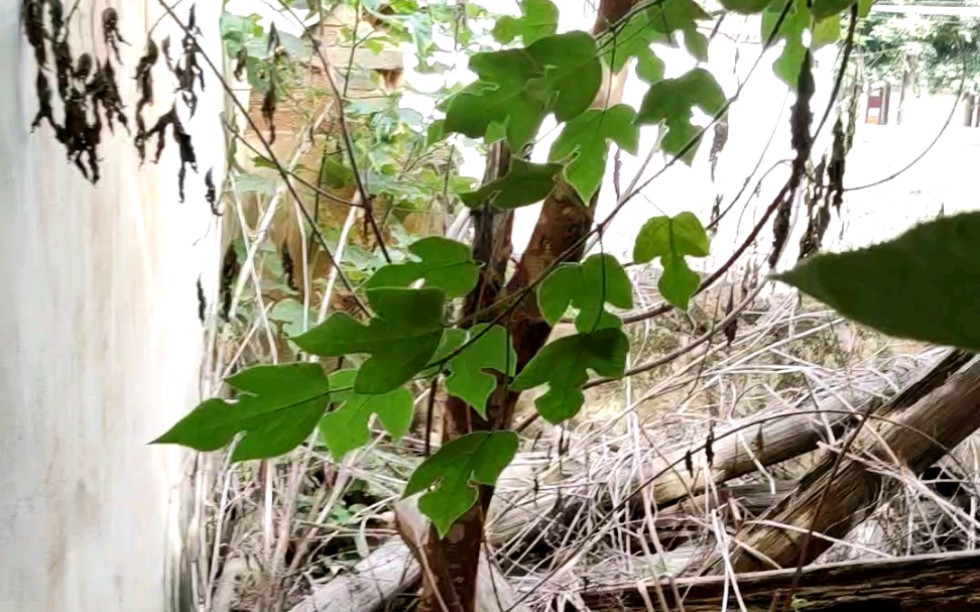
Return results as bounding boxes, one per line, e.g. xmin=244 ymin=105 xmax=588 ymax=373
xmin=0 ymin=2 xmax=223 ymax=610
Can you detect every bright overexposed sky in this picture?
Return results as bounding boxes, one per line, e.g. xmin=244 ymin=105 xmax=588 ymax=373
xmin=229 ymin=0 xmax=978 ymax=278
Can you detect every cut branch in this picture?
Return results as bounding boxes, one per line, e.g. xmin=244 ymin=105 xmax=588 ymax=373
xmin=702 ymin=353 xmax=980 ymax=574
xmin=581 ymin=550 xmax=980 ymax=610
xmin=491 ymin=352 xmax=949 ymax=550
xmin=291 ymin=352 xmax=949 ymax=612
xmin=413 ymin=1 xmax=639 ymax=610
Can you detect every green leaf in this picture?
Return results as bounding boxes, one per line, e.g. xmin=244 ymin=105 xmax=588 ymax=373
xmin=683 ymin=28 xmax=710 ymax=62
xmin=762 ymin=0 xmax=810 ymax=85
xmin=426 ymin=119 xmax=446 ymax=147
xmin=443 ymin=32 xmax=603 ymax=149
xmin=774 ymin=212 xmax=980 ymax=352
xmin=322 ymin=158 xmax=355 ymax=189
xmin=857 ymin=0 xmax=874 ymax=17
xmin=409 ymin=12 xmax=434 ymax=61
xmin=637 ymin=68 xmax=726 ymax=163
xmin=633 ymin=212 xmax=710 ymax=310
xmin=812 ymin=0 xmax=853 ymax=20
xmin=636 ymin=52 xmax=667 ymax=83
xmin=647 ymin=0 xmax=710 ymax=31
xmin=364 ymin=237 xmax=479 ymax=297
xmin=549 ymin=105 xmax=640 ymax=202
xmin=279 ymin=32 xmax=313 ymax=58
xmin=152 ymin=363 xmax=330 ymax=461
xmin=292 ymin=288 xmax=446 ymax=394
xmin=720 ymin=0 xmax=773 ymax=15
xmin=460 ymin=158 xmax=562 ymax=209
xmin=647 ymin=0 xmax=710 ymax=61
xmin=419 ymin=326 xmax=467 ymax=378
xmin=599 ymin=10 xmax=668 ymax=82
xmin=511 ymin=328 xmax=629 ymax=423
xmin=811 ymin=14 xmax=840 ymax=48
xmin=492 ymin=0 xmax=559 ymax=45
xmin=537 ymin=254 xmax=633 ymax=332
xmin=404 ymin=431 xmax=519 ymax=537
xmin=601 ymin=0 xmax=708 ymax=78
xmin=270 ymin=299 xmax=314 ymax=338
xmin=319 ymin=369 xmax=413 ymax=460
xmin=659 ymin=255 xmax=702 ymax=310
xmin=442 ymin=325 xmax=517 ymax=417
xmin=634 ymin=212 xmax=710 ymax=261
xmin=235 ymin=174 xmax=277 ymax=197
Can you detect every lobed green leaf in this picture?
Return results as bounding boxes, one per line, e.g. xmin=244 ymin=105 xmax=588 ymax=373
xmin=319 ymin=369 xmax=413 ymax=460
xmin=364 ymin=236 xmax=479 ymax=297
xmin=152 ymin=363 xmax=331 ymax=462
xmin=636 ymin=68 xmax=726 ymax=164
xmin=511 ymin=328 xmax=629 ymax=423
xmin=549 ymin=105 xmax=640 ymax=202
xmin=442 ymin=325 xmax=518 ymax=417
xmin=443 ymin=32 xmax=603 ymax=149
xmin=460 ymin=158 xmax=563 ymax=209
xmin=633 ymin=212 xmax=710 ymax=310
xmin=537 ymin=254 xmax=633 ymax=332
xmin=292 ymin=288 xmax=446 ymax=394
xmin=492 ymin=0 xmax=559 ymax=45
xmin=762 ymin=0 xmax=811 ymax=85
xmin=404 ymin=431 xmax=519 ymax=537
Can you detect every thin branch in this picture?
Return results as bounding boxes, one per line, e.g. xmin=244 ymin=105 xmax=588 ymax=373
xmin=156 ymin=0 xmax=369 ymax=315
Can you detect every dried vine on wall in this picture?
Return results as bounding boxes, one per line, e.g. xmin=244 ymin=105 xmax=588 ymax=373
xmin=22 ymin=0 xmax=210 ymax=206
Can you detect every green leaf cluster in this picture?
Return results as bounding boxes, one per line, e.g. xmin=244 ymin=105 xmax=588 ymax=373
xmin=633 ymin=212 xmax=710 ymax=310
xmin=443 ymin=31 xmax=603 ymax=149
xmin=538 ymin=254 xmax=633 ymax=332
xmin=175 ymin=0 xmax=888 ymax=541
xmin=404 ymin=431 xmax=519 ymax=537
xmin=599 ymin=0 xmax=710 ymax=80
xmin=152 ymin=363 xmax=331 ymax=462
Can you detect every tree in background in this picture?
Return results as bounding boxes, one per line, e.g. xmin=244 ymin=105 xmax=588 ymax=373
xmin=858 ymin=9 xmax=980 ymax=121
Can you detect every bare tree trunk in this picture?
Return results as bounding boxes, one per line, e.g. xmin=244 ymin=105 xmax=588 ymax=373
xmin=410 ymin=2 xmax=638 ymax=610
xmin=290 ymin=499 xmax=529 ymax=612
xmin=702 ymin=356 xmax=980 ymax=574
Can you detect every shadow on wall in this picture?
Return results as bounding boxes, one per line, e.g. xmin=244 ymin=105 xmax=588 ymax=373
xmin=0 ymin=2 xmax=224 ymax=610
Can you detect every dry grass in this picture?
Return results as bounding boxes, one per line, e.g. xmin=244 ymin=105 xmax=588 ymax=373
xmin=190 ymin=222 xmax=977 ymax=610
xmin=186 ymin=20 xmax=980 ymax=609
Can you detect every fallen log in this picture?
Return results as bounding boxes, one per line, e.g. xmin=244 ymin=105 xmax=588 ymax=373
xmin=703 ymin=355 xmax=980 ymax=574
xmin=581 ymin=550 xmax=980 ymax=610
xmin=640 ymin=350 xmax=969 ymax=511
xmin=287 ymin=539 xmax=419 ymax=612
xmin=489 ymin=352 xmax=945 ymax=546
xmin=288 ymin=353 xmax=948 ymax=611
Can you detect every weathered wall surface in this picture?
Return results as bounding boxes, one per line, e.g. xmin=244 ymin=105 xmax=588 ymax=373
xmin=0 ymin=2 xmax=223 ymax=610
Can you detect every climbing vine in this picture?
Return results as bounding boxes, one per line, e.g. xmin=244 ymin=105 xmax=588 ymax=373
xmin=30 ymin=0 xmax=980 ymax=607
xmin=145 ymin=0 xmax=853 ymax=538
